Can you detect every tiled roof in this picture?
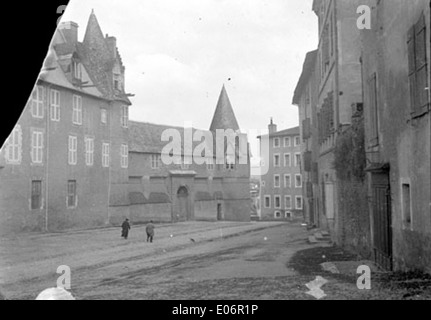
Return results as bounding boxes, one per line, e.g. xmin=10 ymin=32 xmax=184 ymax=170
xmin=129 ymin=121 xmax=213 ymax=155
xmin=210 ymin=85 xmax=240 ymax=132
xmin=39 ymin=47 xmax=103 ymax=98
xmin=51 ymin=10 xmax=131 ymax=105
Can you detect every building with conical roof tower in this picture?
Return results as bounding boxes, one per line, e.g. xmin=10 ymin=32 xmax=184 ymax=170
xmin=128 ymin=85 xmax=251 ymax=223
xmin=210 ymin=85 xmax=240 ymax=132
xmin=0 ymin=10 xmax=132 ymax=234
xmin=0 ymin=10 xmax=251 ymax=234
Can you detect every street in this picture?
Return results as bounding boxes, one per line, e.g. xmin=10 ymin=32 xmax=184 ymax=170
xmin=1 ymin=221 xmax=430 ymax=300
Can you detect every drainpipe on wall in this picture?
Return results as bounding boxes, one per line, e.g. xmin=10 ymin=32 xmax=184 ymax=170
xmin=45 ymin=83 xmax=51 ymax=233
xmin=107 ymin=102 xmax=113 ymax=225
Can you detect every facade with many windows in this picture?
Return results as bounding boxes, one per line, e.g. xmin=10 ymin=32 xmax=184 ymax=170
xmin=292 ymin=0 xmax=430 ymax=274
xmin=0 ymin=12 xmax=252 ymax=235
xmin=360 ymin=0 xmax=430 ymax=273
xmin=0 ymin=12 xmax=131 ymax=234
xmin=258 ymin=121 xmax=303 ymax=220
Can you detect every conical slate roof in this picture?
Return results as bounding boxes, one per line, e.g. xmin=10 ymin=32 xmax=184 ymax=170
xmin=210 ymin=85 xmax=240 ymax=132
xmin=83 ymin=9 xmax=106 ymax=49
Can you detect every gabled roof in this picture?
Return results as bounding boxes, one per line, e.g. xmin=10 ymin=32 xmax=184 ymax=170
xmin=292 ymin=50 xmax=317 ymax=105
xmin=50 ymin=10 xmax=131 ymax=105
xmin=129 ymin=120 xmax=249 ymax=162
xmin=129 ymin=121 xmax=213 ymax=155
xmin=209 ymin=85 xmax=240 ymax=132
xmin=39 ymin=47 xmax=103 ymax=98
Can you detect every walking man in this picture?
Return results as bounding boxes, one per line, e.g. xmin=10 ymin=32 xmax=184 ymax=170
xmin=121 ymin=218 xmax=131 ymax=240
xmin=146 ymin=221 xmax=155 ymax=243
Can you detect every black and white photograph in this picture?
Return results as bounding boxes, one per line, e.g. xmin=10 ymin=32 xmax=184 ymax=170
xmin=0 ymin=0 xmax=430 ymax=304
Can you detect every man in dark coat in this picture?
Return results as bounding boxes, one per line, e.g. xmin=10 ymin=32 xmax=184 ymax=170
xmin=146 ymin=221 xmax=155 ymax=243
xmin=121 ymin=219 xmax=131 ymax=239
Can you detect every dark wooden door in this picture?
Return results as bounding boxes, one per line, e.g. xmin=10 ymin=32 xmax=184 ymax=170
xmin=372 ymin=172 xmax=393 ymax=270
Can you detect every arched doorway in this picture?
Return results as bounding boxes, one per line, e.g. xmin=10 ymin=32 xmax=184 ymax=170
xmin=176 ymin=186 xmax=191 ymax=221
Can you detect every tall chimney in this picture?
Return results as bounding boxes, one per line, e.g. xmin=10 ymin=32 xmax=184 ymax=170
xmin=268 ymin=118 xmax=277 ymax=134
xmin=105 ymin=35 xmax=117 ymax=60
xmin=58 ymin=21 xmax=79 ymax=45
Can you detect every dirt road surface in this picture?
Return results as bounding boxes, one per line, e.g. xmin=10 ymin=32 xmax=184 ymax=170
xmin=1 ymin=221 xmax=429 ymax=300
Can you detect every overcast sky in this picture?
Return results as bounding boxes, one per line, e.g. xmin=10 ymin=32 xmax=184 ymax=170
xmin=61 ymin=0 xmax=318 ymax=169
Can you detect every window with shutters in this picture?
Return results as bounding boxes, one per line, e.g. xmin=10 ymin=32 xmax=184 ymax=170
xmin=102 ymin=143 xmax=110 ymax=168
xmin=121 ymin=106 xmax=129 ymax=128
xmin=68 ymin=136 xmax=78 ymax=166
xmin=121 ymin=144 xmax=129 ymax=169
xmin=302 ymin=119 xmax=311 ymax=140
xmin=407 ymin=14 xmax=429 ymax=118
xmin=31 ymin=86 xmax=44 ymax=119
xmin=317 ymin=92 xmax=335 ymax=144
xmin=303 ymin=151 xmax=312 ymax=172
xmin=31 ymin=130 xmax=44 ymax=164
xmin=5 ymin=125 xmax=22 ymax=164
xmin=85 ymin=138 xmax=94 ymax=166
xmin=368 ymin=73 xmax=379 ymax=146
xmin=50 ymin=89 xmax=61 ymax=121
xmin=321 ymin=24 xmax=330 ymax=76
xmin=72 ymin=95 xmax=82 ymax=125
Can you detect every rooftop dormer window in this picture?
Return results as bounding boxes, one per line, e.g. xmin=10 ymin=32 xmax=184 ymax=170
xmin=114 ymin=73 xmax=122 ymax=91
xmin=73 ymin=61 xmax=82 ymax=81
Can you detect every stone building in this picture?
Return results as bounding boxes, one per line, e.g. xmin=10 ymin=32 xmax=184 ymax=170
xmin=360 ymin=0 xmax=430 ymax=272
xmin=291 ymin=0 xmax=368 ymax=240
xmin=293 ymin=0 xmax=430 ymax=274
xmin=0 ymin=12 xmax=252 ymax=235
xmin=128 ymin=85 xmax=251 ymax=224
xmin=292 ymin=50 xmax=318 ymax=227
xmin=258 ymin=121 xmax=303 ymax=221
xmin=310 ymin=0 xmax=368 ymax=242
xmin=0 ymin=11 xmax=131 ymax=234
